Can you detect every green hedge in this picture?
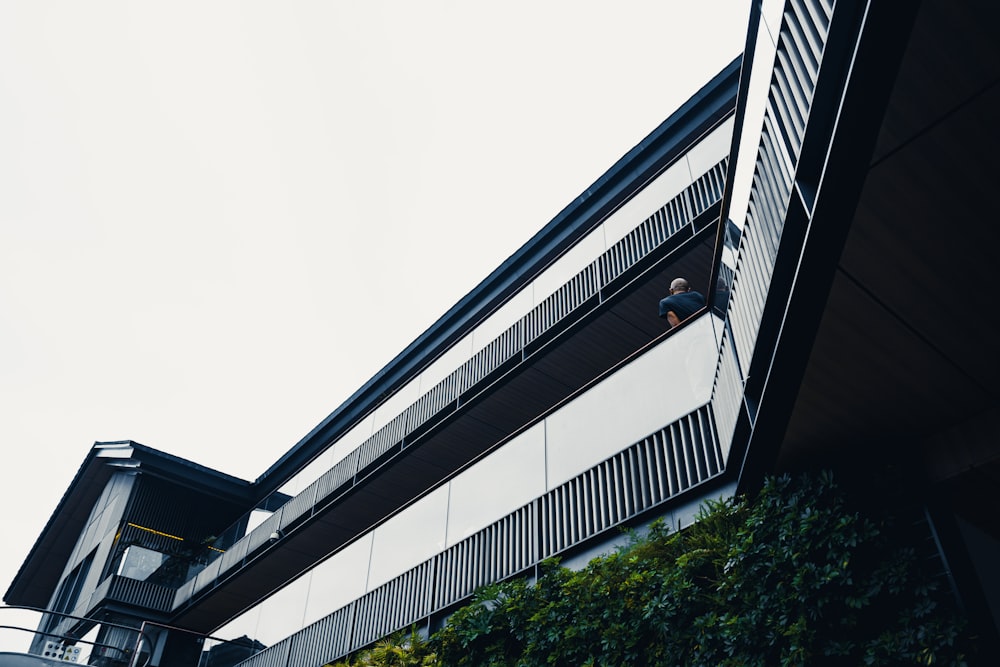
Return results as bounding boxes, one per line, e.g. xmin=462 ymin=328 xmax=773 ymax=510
xmin=333 ymin=472 xmax=972 ymax=666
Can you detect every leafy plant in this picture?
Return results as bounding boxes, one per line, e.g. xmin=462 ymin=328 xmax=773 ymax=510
xmin=432 ymin=472 xmax=971 ymax=666
xmin=326 ymin=626 xmax=436 ymax=667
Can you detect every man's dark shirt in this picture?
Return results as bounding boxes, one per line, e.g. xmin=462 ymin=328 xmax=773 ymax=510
xmin=658 ymin=290 xmax=706 ymax=322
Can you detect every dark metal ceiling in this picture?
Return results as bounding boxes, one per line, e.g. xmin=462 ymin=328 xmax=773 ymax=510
xmin=779 ymin=0 xmax=1000 ymax=522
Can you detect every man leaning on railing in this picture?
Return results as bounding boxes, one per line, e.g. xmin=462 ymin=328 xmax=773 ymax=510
xmin=658 ymin=277 xmax=705 ymax=328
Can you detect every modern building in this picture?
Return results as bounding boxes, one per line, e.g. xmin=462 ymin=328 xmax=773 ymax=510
xmin=5 ymin=0 xmax=999 ymax=664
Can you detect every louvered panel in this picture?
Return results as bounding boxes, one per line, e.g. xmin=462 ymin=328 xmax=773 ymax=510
xmin=104 ymin=575 xmax=174 ymax=612
xmin=727 ymin=0 xmax=832 ymax=364
xmin=711 ymin=327 xmax=743 ymax=457
xmin=95 ymin=625 xmax=137 ymax=666
xmin=731 ymin=123 xmax=794 ymax=377
xmin=238 ymin=636 xmax=291 ymax=667
xmin=701 ymin=407 xmax=723 ymax=480
xmin=770 ymin=57 xmax=807 ymax=157
xmin=432 ymin=504 xmax=534 ymax=610
xmin=117 ymin=523 xmax=179 ymax=555
xmin=536 ymin=407 xmax=724 ymax=558
xmin=350 ymin=562 xmax=434 ymax=652
xmin=180 ymin=158 xmax=732 ymax=626
xmin=286 ymin=604 xmax=354 ymax=667
xmin=315 ymin=451 xmax=359 ymax=505
xmin=191 ymin=558 xmax=222 ymax=597
xmin=244 ymin=509 xmax=283 ymax=556
xmin=408 ymin=377 xmax=453 ymax=435
xmin=279 ymin=481 xmax=318 ymax=531
xmin=524 ymin=266 xmax=601 ymax=346
xmin=600 ymin=160 xmax=718 ymax=285
xmin=664 ymin=196 xmax=688 ymax=236
xmin=690 ymin=159 xmax=728 ymax=215
xmin=460 ymin=323 xmax=520 ymax=392
xmin=457 ymin=356 xmax=479 ymax=394
xmin=127 ymin=477 xmax=188 ymax=536
xmin=355 ymin=410 xmax=407 ymax=472
xmin=756 ymin=118 xmax=790 ymax=260
xmin=689 ymin=411 xmax=711 ymax=480
xmin=275 ymin=406 xmax=724 ymax=665
xmin=218 ymin=534 xmax=249 ymax=577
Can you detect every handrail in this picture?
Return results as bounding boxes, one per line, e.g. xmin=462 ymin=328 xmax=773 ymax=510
xmin=0 ymin=605 xmax=151 ymax=666
xmin=171 ymin=156 xmax=732 ymax=611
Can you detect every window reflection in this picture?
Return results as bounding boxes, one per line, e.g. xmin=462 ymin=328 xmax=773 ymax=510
xmin=116 ymin=545 xmax=167 ymax=581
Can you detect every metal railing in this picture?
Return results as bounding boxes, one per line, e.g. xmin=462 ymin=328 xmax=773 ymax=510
xmin=174 ymin=157 xmax=731 ymax=608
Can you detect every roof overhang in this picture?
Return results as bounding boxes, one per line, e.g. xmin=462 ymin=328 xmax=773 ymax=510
xmin=5 ymin=441 xmax=253 ymax=608
xmin=730 ymin=0 xmax=1000 ymax=520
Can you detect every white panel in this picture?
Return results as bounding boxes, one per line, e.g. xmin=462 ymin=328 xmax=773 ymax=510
xmin=329 ymin=413 xmax=375 ymax=468
xmin=371 ymin=379 xmax=422 ymax=434
xmin=602 ymin=159 xmax=693 ymax=248
xmin=303 ymin=534 xmax=374 ymax=626
xmin=545 ymin=315 xmax=718 ymax=489
xmin=530 ymin=232 xmax=605 ymax=305
xmin=760 ymin=0 xmax=787 ymax=40
xmin=418 ymin=334 xmax=474 ymax=392
xmin=277 ymin=447 xmax=335 ymax=497
xmin=445 ymin=423 xmax=546 ymax=546
xmin=211 ymin=604 xmax=262 ymax=644
xmin=729 ymin=16 xmax=779 ymax=232
xmin=366 ymin=485 xmax=449 ymax=590
xmin=253 ymin=573 xmax=311 ymax=645
xmin=684 ymin=116 xmax=734 ymax=177
xmin=470 ymin=289 xmax=533 ymax=354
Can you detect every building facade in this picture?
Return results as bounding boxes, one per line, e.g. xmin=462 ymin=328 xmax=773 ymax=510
xmin=6 ymin=0 xmax=1000 ymax=664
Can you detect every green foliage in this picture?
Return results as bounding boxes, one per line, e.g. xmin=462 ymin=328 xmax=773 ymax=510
xmin=326 ymin=626 xmax=436 ymax=667
xmin=432 ymin=472 xmax=971 ymax=666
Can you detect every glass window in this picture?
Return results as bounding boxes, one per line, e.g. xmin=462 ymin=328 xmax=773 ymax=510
xmin=116 ymin=545 xmax=168 ymax=581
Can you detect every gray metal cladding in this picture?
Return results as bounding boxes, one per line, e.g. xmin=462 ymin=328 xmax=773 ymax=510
xmin=316 ymin=450 xmax=360 ymax=502
xmin=333 ymin=155 xmax=729 ymax=496
xmin=433 ymin=504 xmax=536 ymax=610
xmin=117 ymin=521 xmax=180 ymax=557
xmin=278 ymin=481 xmax=319 ymax=531
xmin=726 ymin=0 xmax=831 ymax=381
xmin=524 ymin=265 xmax=600 ymax=345
xmin=246 ymin=404 xmax=724 ymax=667
xmin=225 ymin=159 xmax=730 ymax=579
xmin=539 ymin=405 xmax=721 ymax=555
xmin=217 ymin=537 xmax=249 ymax=579
xmin=351 ymin=562 xmax=435 ymax=652
xmin=770 ymin=0 xmax=833 ymax=160
xmin=102 ymin=575 xmax=175 ymax=613
xmin=601 ymin=158 xmax=726 ymax=286
xmin=187 ymin=157 xmax=733 ymax=662
xmin=711 ymin=328 xmax=744 ymax=450
xmin=241 ymin=636 xmax=292 ymax=667
xmin=285 ymin=604 xmax=355 ymax=667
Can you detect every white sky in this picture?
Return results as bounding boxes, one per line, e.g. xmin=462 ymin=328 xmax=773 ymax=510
xmin=0 ymin=1 xmax=747 ymax=618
